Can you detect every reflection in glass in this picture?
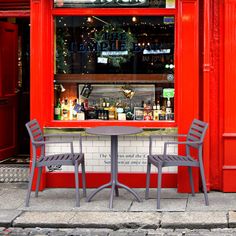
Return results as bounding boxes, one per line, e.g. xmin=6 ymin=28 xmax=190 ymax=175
xmin=55 ymin=16 xmax=174 ymax=75
xmin=54 ymin=16 xmax=175 ymax=122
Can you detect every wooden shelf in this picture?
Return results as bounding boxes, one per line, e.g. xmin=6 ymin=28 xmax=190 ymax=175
xmin=55 ymin=73 xmax=173 ymax=84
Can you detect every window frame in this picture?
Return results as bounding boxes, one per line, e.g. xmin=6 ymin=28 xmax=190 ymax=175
xmin=50 ymin=5 xmax=178 ymax=128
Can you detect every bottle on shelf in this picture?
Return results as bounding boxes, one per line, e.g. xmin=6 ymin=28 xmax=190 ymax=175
xmin=153 ymin=100 xmax=159 ymax=121
xmin=109 ymin=102 xmax=116 ymax=120
xmin=77 ymin=102 xmax=85 ymax=120
xmin=62 ymin=98 xmax=69 ymax=120
xmin=72 ymin=99 xmax=78 ymax=120
xmin=144 ymin=100 xmax=153 ymax=120
xmin=54 ymin=98 xmax=61 ymax=120
xmin=69 ymin=99 xmax=73 ymax=120
xmin=165 ymin=98 xmax=172 ymax=120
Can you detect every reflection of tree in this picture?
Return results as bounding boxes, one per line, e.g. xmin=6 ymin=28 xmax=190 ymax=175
xmin=95 ymin=25 xmax=137 ymax=67
xmin=56 ymin=22 xmax=72 ymax=74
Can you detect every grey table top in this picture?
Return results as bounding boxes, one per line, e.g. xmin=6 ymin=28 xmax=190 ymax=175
xmin=85 ymin=126 xmax=143 ymax=136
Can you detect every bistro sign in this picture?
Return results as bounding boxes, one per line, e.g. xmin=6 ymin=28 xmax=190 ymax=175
xmin=54 ymin=0 xmax=150 ymax=7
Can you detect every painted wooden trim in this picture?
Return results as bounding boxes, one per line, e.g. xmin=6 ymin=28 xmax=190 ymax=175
xmin=0 ymin=10 xmax=30 ymax=17
xmin=45 ymin=172 xmax=177 ymax=189
xmin=177 ymin=0 xmax=199 ymax=192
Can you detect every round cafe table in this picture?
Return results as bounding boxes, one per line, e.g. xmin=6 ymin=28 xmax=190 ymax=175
xmin=86 ymin=126 xmax=143 ymax=208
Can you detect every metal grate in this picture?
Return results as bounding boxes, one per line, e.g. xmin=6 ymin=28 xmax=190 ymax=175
xmin=0 ymin=165 xmax=29 ymax=183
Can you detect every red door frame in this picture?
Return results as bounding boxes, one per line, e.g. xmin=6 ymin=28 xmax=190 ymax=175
xmin=30 ymin=0 xmax=201 ymax=191
xmin=0 ymin=22 xmax=18 ymax=161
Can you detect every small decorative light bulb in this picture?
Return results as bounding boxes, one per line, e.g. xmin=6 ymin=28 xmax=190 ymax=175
xmin=132 ymin=16 xmax=137 ymax=22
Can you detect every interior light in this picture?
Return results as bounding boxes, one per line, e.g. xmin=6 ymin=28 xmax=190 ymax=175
xmin=87 ymin=17 xmax=92 ymax=23
xmin=132 ymin=16 xmax=137 ymax=22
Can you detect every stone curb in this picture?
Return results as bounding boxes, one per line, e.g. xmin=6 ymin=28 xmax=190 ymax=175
xmin=13 ymin=211 xmax=161 ymax=229
xmin=0 ymin=210 xmax=233 ymax=230
xmin=0 ymin=210 xmax=22 ymax=227
xmin=161 ymin=212 xmax=228 ymax=229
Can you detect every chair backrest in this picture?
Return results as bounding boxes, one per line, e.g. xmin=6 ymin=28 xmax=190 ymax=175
xmin=25 ymin=119 xmax=44 ymax=144
xmin=186 ymin=119 xmax=208 ymax=149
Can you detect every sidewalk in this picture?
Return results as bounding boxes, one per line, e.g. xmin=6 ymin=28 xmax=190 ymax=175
xmin=1 ymin=183 xmax=236 ymax=235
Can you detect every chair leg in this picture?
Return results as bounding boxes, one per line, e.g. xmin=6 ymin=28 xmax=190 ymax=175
xmin=74 ymin=161 xmax=80 ymax=207
xmin=188 ymin=167 xmax=195 ymax=196
xmin=145 ymin=161 xmax=151 ymax=200
xmin=157 ymin=164 xmax=162 ymax=209
xmin=25 ymin=166 xmax=36 ymax=207
xmin=35 ymin=167 xmax=42 ymax=197
xmin=81 ymin=160 xmax=87 ymax=198
xmin=199 ymin=161 xmax=209 ymax=206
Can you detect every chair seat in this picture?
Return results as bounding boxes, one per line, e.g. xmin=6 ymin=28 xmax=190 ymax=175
xmin=37 ymin=153 xmax=84 ymax=167
xmin=148 ymin=154 xmax=199 ymax=167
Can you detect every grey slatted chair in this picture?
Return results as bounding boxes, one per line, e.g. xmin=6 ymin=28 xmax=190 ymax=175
xmin=145 ymin=119 xmax=209 ymax=209
xmin=25 ymin=119 xmax=86 ymax=207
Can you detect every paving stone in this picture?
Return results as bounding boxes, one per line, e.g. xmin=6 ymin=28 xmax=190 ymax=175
xmin=175 ymin=228 xmax=211 ymax=236
xmin=0 ymin=210 xmax=21 ymax=227
xmin=135 ymin=188 xmax=188 ymax=200
xmin=187 ymin=192 xmax=236 ymax=212
xmin=212 ymin=227 xmax=236 ymax=233
xmin=0 ymin=188 xmax=26 ymax=209
xmin=66 ymin=228 xmax=112 ymax=236
xmin=161 ymin=212 xmax=227 ymax=229
xmin=19 ymin=189 xmax=132 ymax=212
xmin=130 ymin=198 xmax=187 ymax=212
xmin=109 ymin=229 xmax=150 ymax=236
xmin=6 ymin=227 xmax=30 ymax=235
xmin=19 ymin=189 xmax=76 ymax=211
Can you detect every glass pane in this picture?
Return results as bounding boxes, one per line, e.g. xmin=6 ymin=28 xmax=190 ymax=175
xmin=54 ymin=16 xmax=175 ymax=122
xmin=54 ymin=0 xmax=175 ymax=8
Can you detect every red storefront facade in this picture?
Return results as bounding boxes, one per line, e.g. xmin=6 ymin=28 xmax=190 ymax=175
xmin=0 ymin=0 xmax=235 ymax=192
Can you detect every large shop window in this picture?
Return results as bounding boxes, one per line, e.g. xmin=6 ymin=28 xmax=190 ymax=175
xmin=54 ymin=16 xmax=175 ymax=122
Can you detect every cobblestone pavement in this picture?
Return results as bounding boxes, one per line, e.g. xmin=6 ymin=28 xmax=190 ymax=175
xmin=1 ymin=227 xmax=236 ymax=236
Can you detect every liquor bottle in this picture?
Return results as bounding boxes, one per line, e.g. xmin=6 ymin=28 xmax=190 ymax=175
xmin=54 ymin=98 xmax=61 ymax=120
xmin=77 ymin=102 xmax=85 ymax=120
xmin=166 ymin=98 xmax=172 ymax=120
xmin=62 ymin=98 xmax=69 ymax=120
xmin=102 ymin=98 xmax=106 ymax=108
xmin=72 ymin=99 xmax=78 ymax=120
xmin=166 ymin=98 xmax=172 ymax=114
xmin=108 ymin=103 xmax=116 ymax=120
xmin=116 ymin=100 xmax=124 ymax=120
xmin=156 ymin=100 xmax=161 ymax=110
xmin=144 ymin=100 xmax=153 ymax=120
xmin=69 ymin=99 xmax=73 ymax=120
xmin=153 ymin=100 xmax=159 ymax=121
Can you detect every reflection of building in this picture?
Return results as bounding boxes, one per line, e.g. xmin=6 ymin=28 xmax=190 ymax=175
xmin=1 ymin=0 xmax=236 ymax=193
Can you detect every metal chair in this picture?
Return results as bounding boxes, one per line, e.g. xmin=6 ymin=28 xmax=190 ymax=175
xmin=25 ymin=119 xmax=86 ymax=207
xmin=145 ymin=119 xmax=209 ymax=209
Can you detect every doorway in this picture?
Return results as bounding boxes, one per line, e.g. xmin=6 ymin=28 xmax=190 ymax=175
xmin=0 ymin=18 xmax=30 ymax=165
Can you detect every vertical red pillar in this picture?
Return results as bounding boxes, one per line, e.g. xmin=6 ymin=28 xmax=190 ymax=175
xmin=30 ymin=0 xmax=52 ymax=190
xmin=222 ymin=0 xmax=236 ymax=191
xmin=202 ymin=0 xmax=211 ymax=191
xmin=177 ymin=0 xmax=199 ymax=192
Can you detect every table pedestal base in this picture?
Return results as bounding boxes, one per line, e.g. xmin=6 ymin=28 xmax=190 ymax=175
xmin=87 ymin=135 xmax=142 ymax=208
xmin=87 ymin=181 xmax=142 ymax=208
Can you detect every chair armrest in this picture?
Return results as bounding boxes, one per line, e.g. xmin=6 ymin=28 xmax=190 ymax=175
xmin=163 ymin=140 xmax=202 ymax=156
xmin=32 ymin=140 xmax=74 ymax=153
xmin=150 ymin=134 xmax=187 ymax=139
xmin=149 ymin=134 xmax=187 ymax=156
